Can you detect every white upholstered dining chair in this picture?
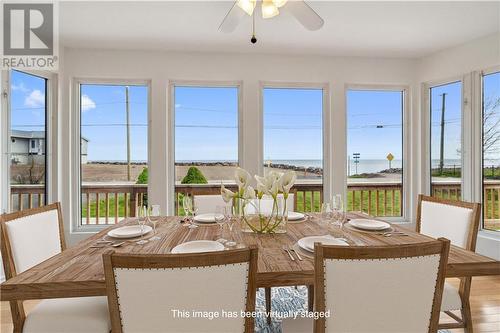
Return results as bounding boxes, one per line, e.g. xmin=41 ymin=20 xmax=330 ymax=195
xmin=417 ymin=194 xmax=481 ymax=332
xmin=194 ymin=194 xmax=295 ymax=215
xmin=0 ymin=203 xmax=110 ymax=333
xmin=283 ymin=239 xmax=450 ymax=333
xmin=103 ymin=246 xmax=258 ymax=333
xmin=193 ymin=194 xmax=228 ymax=214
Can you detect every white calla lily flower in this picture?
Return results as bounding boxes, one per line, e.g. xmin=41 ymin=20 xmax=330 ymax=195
xmin=243 ymin=186 xmax=256 ymax=200
xmin=235 ymin=167 xmax=251 ymax=190
xmin=221 ymin=184 xmax=235 ymax=203
xmin=279 ymin=171 xmax=297 ymax=197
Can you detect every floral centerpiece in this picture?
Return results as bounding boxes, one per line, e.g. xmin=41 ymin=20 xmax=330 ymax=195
xmin=221 ymin=168 xmax=296 ymax=234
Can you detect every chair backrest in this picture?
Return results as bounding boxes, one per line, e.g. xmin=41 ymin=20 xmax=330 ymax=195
xmin=0 ymin=203 xmax=66 ymax=277
xmin=0 ymin=203 xmax=66 ymax=333
xmin=103 ymin=247 xmax=258 ymax=333
xmin=417 ymin=194 xmax=481 ymax=250
xmin=193 ymin=195 xmax=229 ymax=214
xmin=314 ymin=239 xmax=450 ymax=333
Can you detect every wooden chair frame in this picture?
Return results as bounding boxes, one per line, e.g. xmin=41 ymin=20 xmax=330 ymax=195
xmin=417 ymin=194 xmax=481 ymax=333
xmin=103 ymin=246 xmax=258 ymax=333
xmin=0 ymin=203 xmax=66 ymax=333
xmin=313 ymin=239 xmax=450 ymax=333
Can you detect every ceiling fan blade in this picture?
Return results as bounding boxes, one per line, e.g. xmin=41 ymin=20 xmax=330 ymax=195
xmin=286 ymin=0 xmax=324 ymax=31
xmin=219 ymin=2 xmax=246 ymax=33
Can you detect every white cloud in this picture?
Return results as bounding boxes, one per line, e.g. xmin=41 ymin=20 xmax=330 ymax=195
xmin=11 ymin=82 xmax=29 ymax=93
xmin=175 ymin=103 xmax=181 ymax=108
xmin=24 ymin=90 xmax=45 ymax=108
xmin=81 ymin=94 xmax=96 ymax=111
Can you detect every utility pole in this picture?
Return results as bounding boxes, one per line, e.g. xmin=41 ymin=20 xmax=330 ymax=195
xmin=439 ymin=93 xmax=447 ymax=175
xmin=353 ymin=153 xmax=360 ymax=175
xmin=126 ymin=86 xmax=131 ymax=181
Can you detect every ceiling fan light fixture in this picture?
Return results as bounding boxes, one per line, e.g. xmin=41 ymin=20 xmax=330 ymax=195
xmin=272 ymin=0 xmax=288 ymax=8
xmin=262 ymin=0 xmax=279 ymax=18
xmin=237 ymin=0 xmax=256 ymax=16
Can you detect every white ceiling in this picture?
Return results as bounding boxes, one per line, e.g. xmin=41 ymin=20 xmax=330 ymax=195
xmin=60 ymin=1 xmax=500 ymax=59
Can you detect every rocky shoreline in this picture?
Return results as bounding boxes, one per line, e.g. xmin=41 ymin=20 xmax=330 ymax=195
xmin=87 ymin=161 xmax=402 ymax=176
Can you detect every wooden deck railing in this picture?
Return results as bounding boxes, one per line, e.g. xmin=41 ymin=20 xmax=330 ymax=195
xmin=9 ymin=181 xmax=500 ymax=230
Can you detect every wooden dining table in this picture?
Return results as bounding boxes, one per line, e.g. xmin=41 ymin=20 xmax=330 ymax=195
xmin=1 ymin=212 xmax=500 ymax=301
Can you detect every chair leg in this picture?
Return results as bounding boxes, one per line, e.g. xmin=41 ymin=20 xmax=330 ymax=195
xmin=462 ymin=299 xmax=474 ymax=333
xmin=308 ymin=285 xmax=314 ymax=311
xmin=265 ymin=287 xmax=272 ymax=324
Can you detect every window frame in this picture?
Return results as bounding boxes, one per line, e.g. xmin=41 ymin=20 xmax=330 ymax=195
xmin=71 ymin=78 xmax=152 ymax=233
xmin=475 ymin=66 xmax=500 ymax=235
xmin=1 ymin=69 xmax=56 ymax=214
xmin=425 ymin=78 xmax=466 ymax=199
xmin=168 ymin=80 xmax=243 ymax=215
xmin=259 ymin=81 xmax=331 ymax=201
xmin=345 ymin=84 xmax=410 ymax=222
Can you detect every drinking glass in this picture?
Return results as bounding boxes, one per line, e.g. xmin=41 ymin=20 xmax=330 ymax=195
xmin=225 ymin=209 xmax=237 ymax=248
xmin=214 ymin=205 xmax=227 ymax=243
xmin=321 ymin=202 xmax=333 ymax=221
xmin=182 ymin=195 xmax=198 ymax=229
xmin=331 ymin=194 xmax=344 ymax=226
xmin=149 ymin=204 xmax=161 ymax=241
xmin=136 ymin=206 xmax=149 ymax=245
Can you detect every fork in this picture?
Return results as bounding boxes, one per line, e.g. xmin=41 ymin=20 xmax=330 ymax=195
xmin=289 ymin=247 xmax=303 ymax=261
xmin=282 ymin=245 xmax=295 ymax=261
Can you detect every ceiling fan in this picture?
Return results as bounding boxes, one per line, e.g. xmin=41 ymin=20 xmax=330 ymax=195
xmin=219 ymin=0 xmax=324 ymax=42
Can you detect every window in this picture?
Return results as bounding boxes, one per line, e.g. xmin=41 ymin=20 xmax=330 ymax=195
xmin=173 ymin=85 xmax=239 ymax=184
xmin=79 ymin=84 xmax=148 ymax=225
xmin=430 ymin=81 xmax=462 ymax=200
xmin=347 ymin=89 xmax=404 ymax=217
xmin=263 ymin=87 xmax=323 ymax=212
xmin=9 ymin=70 xmax=47 ymax=212
xmin=482 ymin=71 xmax=500 ymax=232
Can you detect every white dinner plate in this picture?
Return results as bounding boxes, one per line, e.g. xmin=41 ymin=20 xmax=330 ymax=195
xmin=298 ymin=235 xmax=348 ymax=252
xmin=348 ymin=219 xmax=391 ymax=231
xmin=107 ymin=225 xmax=152 ymax=239
xmin=193 ymin=213 xmax=224 ymax=223
xmin=171 ymin=240 xmax=225 ymax=254
xmin=287 ymin=212 xmax=305 ymax=221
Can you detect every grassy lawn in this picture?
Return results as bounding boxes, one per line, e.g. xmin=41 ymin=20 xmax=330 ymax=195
xmin=82 ymin=194 xmax=129 ymax=218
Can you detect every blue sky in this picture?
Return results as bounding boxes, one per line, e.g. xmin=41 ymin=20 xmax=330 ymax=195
xmin=11 ymin=70 xmax=46 ymax=132
xmin=10 ymin=70 xmax=499 ymax=164
xmin=347 ymin=90 xmax=403 ymax=161
xmin=430 ymin=81 xmax=462 ymax=162
xmin=79 ymin=84 xmax=148 ymax=162
xmin=263 ymin=88 xmax=323 ymax=162
xmin=175 ymin=86 xmax=238 ymax=161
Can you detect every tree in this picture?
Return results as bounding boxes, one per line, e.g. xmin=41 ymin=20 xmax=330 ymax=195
xmin=483 ymin=96 xmax=500 ymax=159
xmin=136 ymin=167 xmax=148 ymax=184
xmin=181 ymin=167 xmax=208 ymax=184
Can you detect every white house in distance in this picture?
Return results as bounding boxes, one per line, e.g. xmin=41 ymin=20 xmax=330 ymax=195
xmin=10 ymin=130 xmax=89 ymax=164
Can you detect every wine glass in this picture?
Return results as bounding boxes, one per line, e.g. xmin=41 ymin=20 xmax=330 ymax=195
xmin=136 ymin=206 xmax=149 ymax=245
xmin=149 ymin=204 xmax=161 ymax=241
xmin=214 ymin=205 xmax=227 ymax=243
xmin=182 ymin=195 xmax=198 ymax=229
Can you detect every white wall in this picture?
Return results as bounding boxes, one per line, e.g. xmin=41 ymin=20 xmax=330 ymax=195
xmin=60 ymin=47 xmax=418 ymax=245
xmin=417 ymin=33 xmax=499 ymax=83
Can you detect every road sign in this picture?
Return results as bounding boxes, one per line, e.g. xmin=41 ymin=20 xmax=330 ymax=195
xmin=386 ymin=153 xmax=394 ymax=169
